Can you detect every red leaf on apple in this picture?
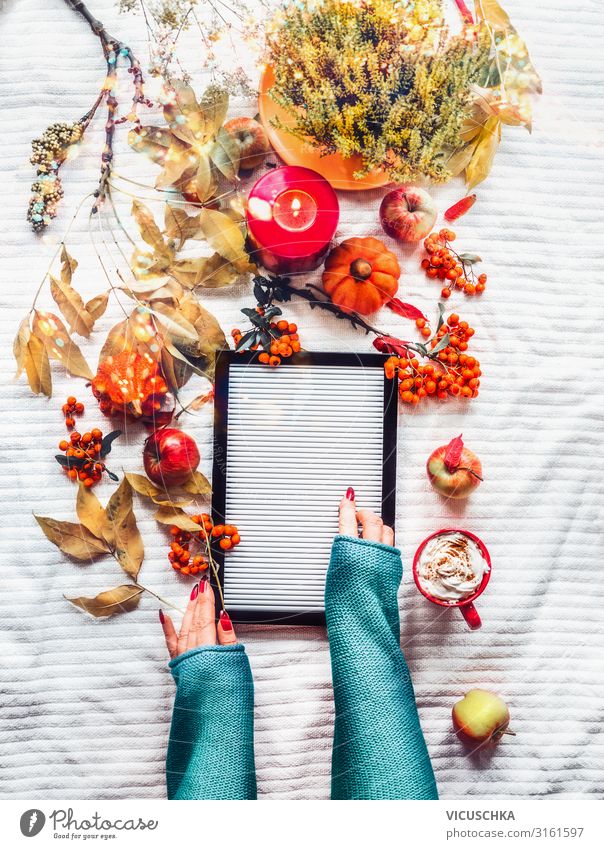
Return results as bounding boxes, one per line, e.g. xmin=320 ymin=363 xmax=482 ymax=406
xmin=373 ymin=335 xmax=409 ymax=357
xmin=444 ymin=434 xmax=464 ymax=474
xmin=444 ymin=194 xmax=477 ymax=222
xmin=386 ymin=299 xmax=426 ymax=321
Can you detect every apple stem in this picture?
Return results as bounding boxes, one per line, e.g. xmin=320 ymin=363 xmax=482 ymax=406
xmin=502 ymin=728 xmax=516 ymax=736
xmin=456 ymin=466 xmax=484 ymax=481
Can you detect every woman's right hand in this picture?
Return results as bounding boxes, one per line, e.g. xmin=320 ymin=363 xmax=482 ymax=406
xmin=338 ymin=488 xmax=394 ymax=546
xmin=159 ymin=577 xmax=238 ymax=659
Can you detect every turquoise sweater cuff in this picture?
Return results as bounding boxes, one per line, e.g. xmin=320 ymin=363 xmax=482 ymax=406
xmin=166 ymin=643 xmax=256 ymax=800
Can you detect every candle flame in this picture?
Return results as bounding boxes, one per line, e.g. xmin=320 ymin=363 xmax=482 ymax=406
xmin=291 ymin=196 xmax=301 ymax=217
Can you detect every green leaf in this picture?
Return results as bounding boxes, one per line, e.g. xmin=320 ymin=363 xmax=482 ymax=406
xmin=431 ymin=333 xmax=450 ymax=356
xmin=459 ymin=252 xmax=482 ymax=265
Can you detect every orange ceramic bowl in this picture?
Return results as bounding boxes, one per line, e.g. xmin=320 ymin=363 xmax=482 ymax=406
xmin=258 ymin=65 xmax=391 ymax=193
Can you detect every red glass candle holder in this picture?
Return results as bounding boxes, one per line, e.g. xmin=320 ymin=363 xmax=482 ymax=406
xmin=246 ymin=166 xmax=340 ymax=275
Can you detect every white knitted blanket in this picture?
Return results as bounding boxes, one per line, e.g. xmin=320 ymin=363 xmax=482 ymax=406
xmin=1 ymin=0 xmax=603 ymax=799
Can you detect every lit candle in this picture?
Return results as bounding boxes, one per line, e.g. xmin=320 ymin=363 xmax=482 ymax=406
xmin=246 ymin=166 xmax=339 ymax=275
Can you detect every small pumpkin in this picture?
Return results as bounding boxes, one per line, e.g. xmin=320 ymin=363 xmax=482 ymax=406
xmin=92 ymin=350 xmax=173 ymax=423
xmin=322 ymin=237 xmax=400 ymax=315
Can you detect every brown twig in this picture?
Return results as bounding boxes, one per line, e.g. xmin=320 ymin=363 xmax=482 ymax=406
xmin=64 ymin=0 xmax=150 ymax=211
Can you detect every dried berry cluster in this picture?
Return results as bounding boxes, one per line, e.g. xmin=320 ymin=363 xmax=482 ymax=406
xmin=422 ymin=229 xmax=487 ymax=299
xmin=28 ymin=122 xmax=83 ymax=231
xmin=384 ymin=313 xmax=481 ymax=404
xmin=168 ymin=514 xmax=240 ymax=575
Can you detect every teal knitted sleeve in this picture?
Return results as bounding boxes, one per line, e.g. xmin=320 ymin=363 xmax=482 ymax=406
xmin=325 ymin=535 xmax=438 ymax=800
xmin=166 ymin=644 xmax=257 ymax=800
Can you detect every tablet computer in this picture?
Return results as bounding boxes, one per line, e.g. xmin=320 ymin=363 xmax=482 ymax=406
xmin=211 ymin=350 xmax=397 ymax=626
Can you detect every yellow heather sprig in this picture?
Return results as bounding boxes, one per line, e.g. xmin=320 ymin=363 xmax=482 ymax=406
xmin=267 ymin=0 xmax=490 ymax=183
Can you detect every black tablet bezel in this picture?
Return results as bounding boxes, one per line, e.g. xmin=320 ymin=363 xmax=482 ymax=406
xmin=211 ymin=349 xmax=398 ymax=627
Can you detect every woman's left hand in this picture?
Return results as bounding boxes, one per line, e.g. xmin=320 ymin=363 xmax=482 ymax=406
xmin=159 ymin=576 xmax=237 ymax=659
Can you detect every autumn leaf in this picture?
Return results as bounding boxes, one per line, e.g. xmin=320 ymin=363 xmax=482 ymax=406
xmin=14 ymin=317 xmax=52 ymax=397
xmin=209 ymin=127 xmax=240 ymax=181
xmin=35 ymin=516 xmax=110 ymax=560
xmin=185 ymin=389 xmax=215 ymax=411
xmin=198 ymin=84 xmax=229 ymax=137
xmin=128 ymin=124 xmax=171 ymax=165
xmin=132 ymin=199 xmax=167 ymax=252
xmin=198 ymin=208 xmax=247 ymax=263
xmin=150 ymin=303 xmax=199 ymax=345
xmin=125 ymin=473 xmax=163 ymax=499
xmin=33 ymin=310 xmax=93 ymax=380
xmin=444 ymin=195 xmax=477 ymax=222
xmin=103 ymin=479 xmax=144 ymax=580
xmin=444 ymin=434 xmax=464 ymax=473
xmin=76 ymin=484 xmax=107 ymax=539
xmin=164 ymin=205 xmax=202 ymax=249
xmin=155 ymin=136 xmax=197 ymax=190
xmin=66 ymin=585 xmax=144 ymax=618
xmin=475 ymin=0 xmax=510 ymax=30
xmin=50 ymin=275 xmax=95 ymax=338
xmin=60 ymin=245 xmax=78 ymax=285
xmin=466 ymin=117 xmax=501 ymax=190
xmin=386 ymin=299 xmax=426 ymax=321
xmin=155 ymin=505 xmax=202 ymax=532
xmin=194 ymin=154 xmax=217 ymax=202
xmin=86 ymin=292 xmax=109 ymax=321
xmin=180 ymin=471 xmax=212 ymax=497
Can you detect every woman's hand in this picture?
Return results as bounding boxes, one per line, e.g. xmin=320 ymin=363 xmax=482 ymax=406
xmin=339 ymin=488 xmax=394 ymax=546
xmin=159 ymin=577 xmax=237 ymax=659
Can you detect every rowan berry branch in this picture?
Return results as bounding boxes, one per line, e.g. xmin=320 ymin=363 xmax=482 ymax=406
xmin=253 ymin=274 xmax=438 ymax=362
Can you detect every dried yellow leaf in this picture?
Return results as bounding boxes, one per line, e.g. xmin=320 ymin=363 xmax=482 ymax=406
xmin=35 ymin=516 xmax=110 ymax=560
xmin=50 ymin=275 xmax=95 ymax=338
xmin=155 ymin=505 xmax=202 ymax=532
xmin=66 ymin=585 xmax=144 ymax=618
xmin=33 ymin=310 xmax=93 ymax=380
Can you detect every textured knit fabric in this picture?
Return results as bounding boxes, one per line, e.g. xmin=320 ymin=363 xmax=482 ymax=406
xmin=166 ymin=644 xmax=257 ymax=800
xmin=325 ymin=535 xmax=438 ymax=800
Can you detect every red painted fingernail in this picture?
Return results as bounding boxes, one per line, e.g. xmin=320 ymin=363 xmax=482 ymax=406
xmin=159 ymin=609 xmax=165 ymax=624
xmin=219 ymin=610 xmax=233 ymax=631
xmin=346 ymin=487 xmax=355 ymax=501
xmin=190 ymin=583 xmax=199 ymax=601
xmin=199 ymin=576 xmax=207 ymax=593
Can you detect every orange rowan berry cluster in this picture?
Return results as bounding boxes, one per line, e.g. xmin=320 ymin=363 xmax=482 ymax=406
xmin=61 ymin=395 xmax=85 ymax=429
xmin=384 ymin=314 xmax=481 ymax=404
xmin=231 ymin=307 xmax=301 ymax=367
xmin=422 ymin=229 xmax=487 ymax=299
xmin=167 ymin=514 xmax=241 ymax=574
xmin=58 ymin=427 xmax=106 ymax=486
xmin=168 ymin=527 xmax=209 ymax=576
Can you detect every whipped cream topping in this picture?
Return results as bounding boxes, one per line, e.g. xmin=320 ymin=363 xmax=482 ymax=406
xmin=417 ymin=532 xmax=487 ymax=603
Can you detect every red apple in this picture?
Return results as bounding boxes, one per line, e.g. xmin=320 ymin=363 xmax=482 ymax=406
xmin=143 ymin=428 xmax=200 ymax=487
xmin=452 ymin=689 xmax=512 ymax=746
xmin=379 ymin=185 xmax=437 ymax=243
xmin=427 ymin=434 xmax=482 ymax=500
xmin=224 ymin=117 xmax=270 ymax=171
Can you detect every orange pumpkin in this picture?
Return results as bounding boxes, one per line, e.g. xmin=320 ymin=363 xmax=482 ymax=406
xmin=322 ymin=237 xmax=400 ymax=315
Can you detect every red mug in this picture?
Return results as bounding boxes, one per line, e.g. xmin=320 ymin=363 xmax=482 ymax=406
xmin=412 ymin=529 xmax=491 ymax=630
